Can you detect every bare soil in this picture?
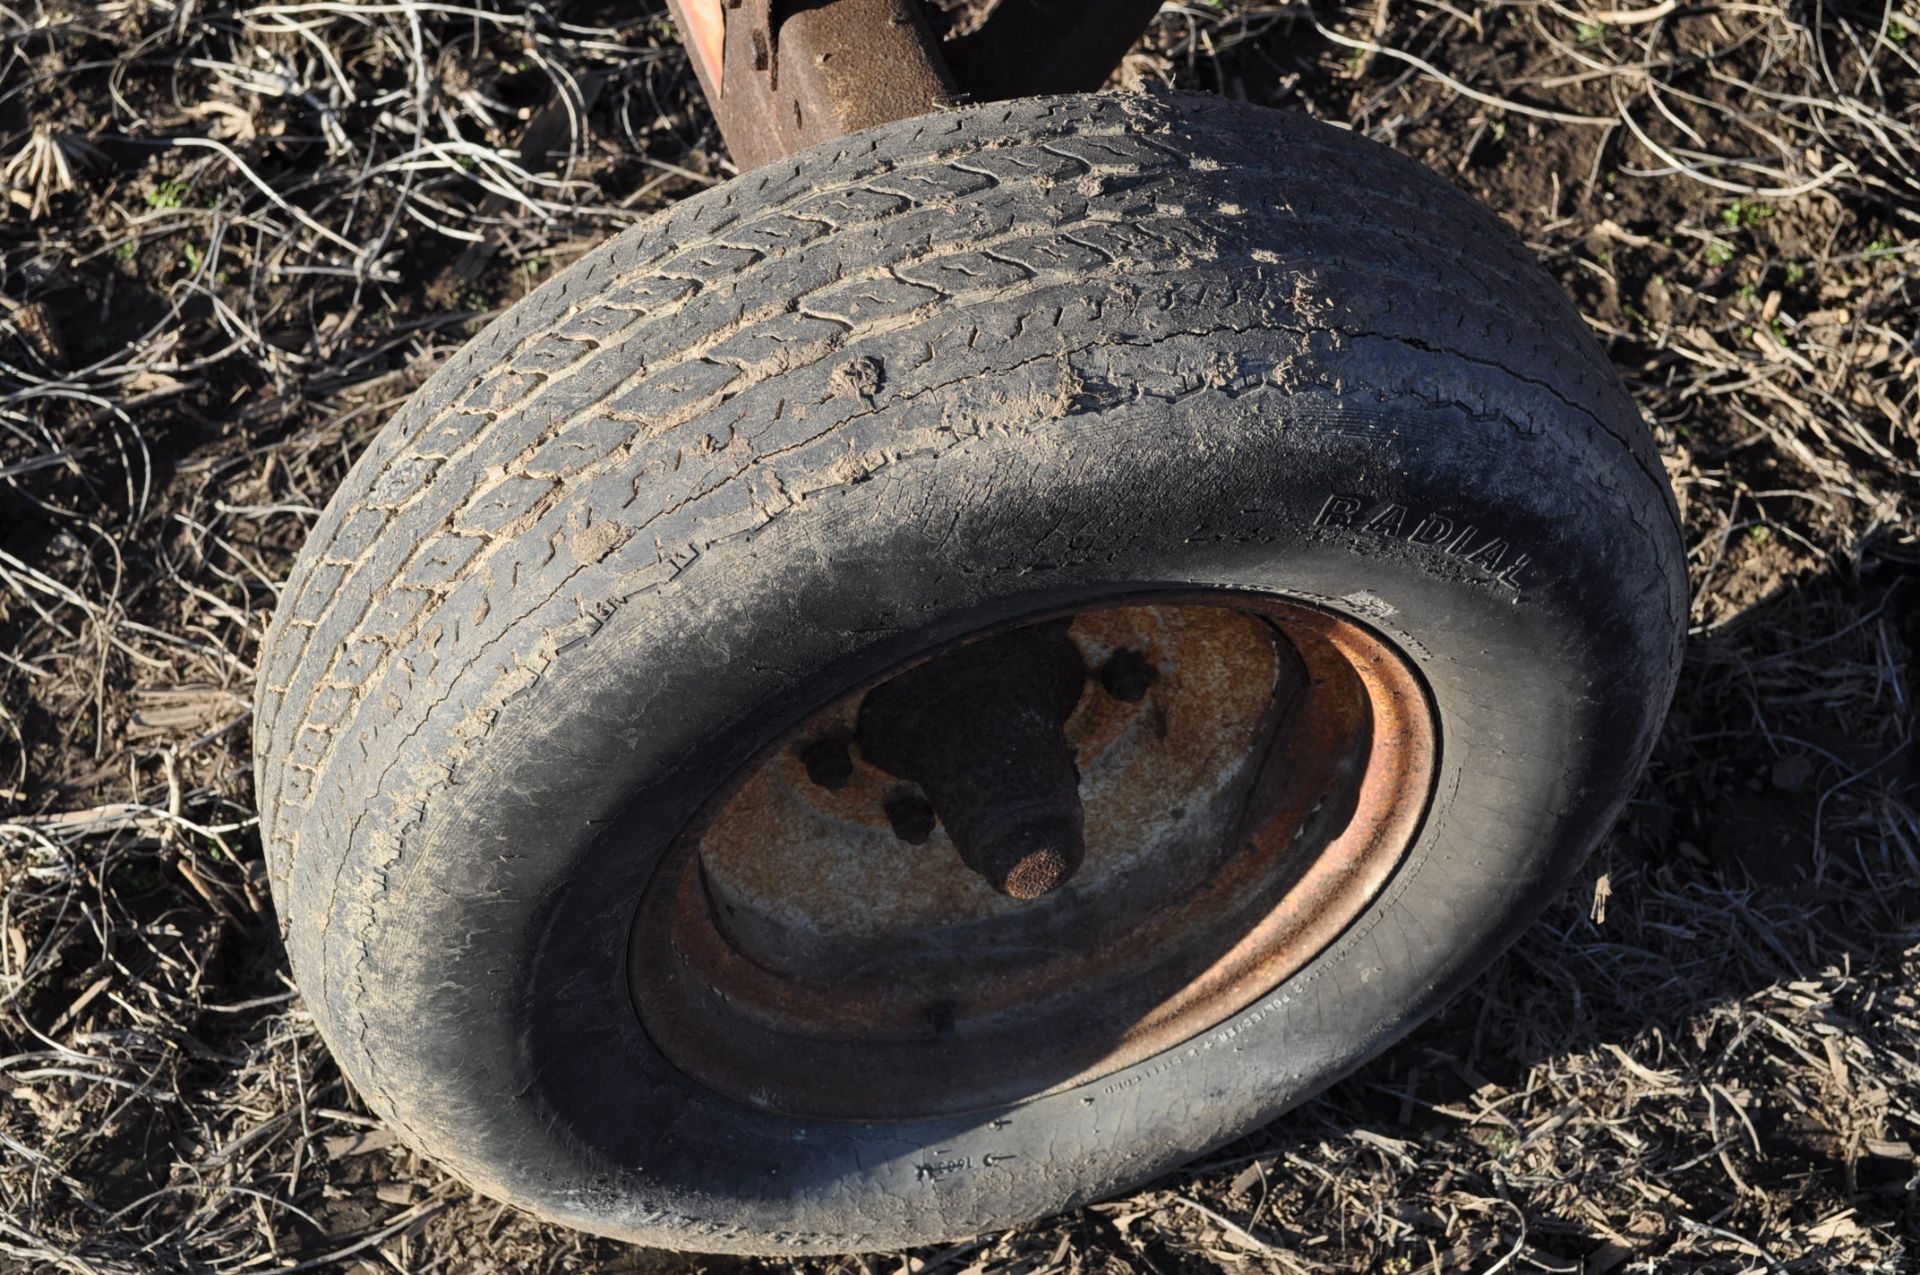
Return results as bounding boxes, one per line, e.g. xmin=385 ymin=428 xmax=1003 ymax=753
xmin=2 ymin=1 xmax=1917 ymax=1271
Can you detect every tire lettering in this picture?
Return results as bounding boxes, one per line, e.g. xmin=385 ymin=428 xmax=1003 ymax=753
xmin=1314 ymin=494 xmax=1364 ymax=528
xmin=916 ymin=1156 xmax=971 ymax=1182
xmin=1360 ymin=503 xmax=1406 ymax=537
xmin=913 ymin=1150 xmax=1012 ymax=1182
xmin=1464 ymin=537 xmax=1509 ymax=571
xmin=1496 ymin=553 xmax=1533 ymax=588
xmin=1315 ymin=493 xmax=1535 ymax=591
xmin=1408 ymin=513 xmax=1452 ymax=545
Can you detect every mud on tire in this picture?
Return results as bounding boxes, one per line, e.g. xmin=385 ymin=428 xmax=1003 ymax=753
xmin=254 ymin=91 xmax=1686 ymax=1253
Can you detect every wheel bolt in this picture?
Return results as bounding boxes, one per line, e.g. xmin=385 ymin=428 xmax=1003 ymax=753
xmin=1099 ymin=647 xmax=1156 ymax=702
xmin=800 ymin=737 xmax=853 ymax=790
xmin=883 ymin=790 xmax=937 ymax=844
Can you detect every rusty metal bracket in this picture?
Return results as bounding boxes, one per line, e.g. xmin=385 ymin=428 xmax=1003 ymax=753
xmin=666 ymin=0 xmax=1165 ymax=171
xmin=667 ymin=0 xmax=956 ymax=171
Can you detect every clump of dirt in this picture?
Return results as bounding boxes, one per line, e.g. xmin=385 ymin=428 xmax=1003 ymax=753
xmin=3 ymin=1 xmax=1917 ymax=1271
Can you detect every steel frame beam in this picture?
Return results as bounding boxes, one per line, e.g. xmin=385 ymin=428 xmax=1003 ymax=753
xmin=667 ymin=0 xmax=1163 ymax=171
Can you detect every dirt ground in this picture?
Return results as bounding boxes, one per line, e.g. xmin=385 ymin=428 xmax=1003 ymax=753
xmin=2 ymin=1 xmax=1917 ymax=1271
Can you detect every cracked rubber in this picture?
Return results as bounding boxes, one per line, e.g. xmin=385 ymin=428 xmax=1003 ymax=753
xmin=255 ymin=91 xmax=1686 ymax=1254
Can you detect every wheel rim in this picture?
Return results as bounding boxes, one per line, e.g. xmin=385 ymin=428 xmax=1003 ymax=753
xmin=628 ymin=594 xmax=1437 ymax=1119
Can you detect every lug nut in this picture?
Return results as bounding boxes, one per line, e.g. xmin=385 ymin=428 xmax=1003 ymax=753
xmin=800 ymin=737 xmax=853 ymax=790
xmin=1098 ymin=647 xmax=1157 ymax=702
xmin=883 ymin=790 xmax=937 ymax=844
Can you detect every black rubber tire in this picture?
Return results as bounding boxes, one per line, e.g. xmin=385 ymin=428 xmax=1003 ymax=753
xmin=255 ymin=91 xmax=1686 ymax=1254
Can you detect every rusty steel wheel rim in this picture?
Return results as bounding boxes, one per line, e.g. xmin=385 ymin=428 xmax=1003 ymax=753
xmin=629 ymin=594 xmax=1437 ymax=1120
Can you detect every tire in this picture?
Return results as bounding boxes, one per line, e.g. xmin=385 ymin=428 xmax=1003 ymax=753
xmin=255 ymin=90 xmax=1686 ymax=1254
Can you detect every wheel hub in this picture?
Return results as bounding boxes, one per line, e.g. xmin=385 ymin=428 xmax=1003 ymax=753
xmin=629 ymin=597 xmax=1435 ymax=1119
xmin=855 ymin=618 xmax=1089 ymax=900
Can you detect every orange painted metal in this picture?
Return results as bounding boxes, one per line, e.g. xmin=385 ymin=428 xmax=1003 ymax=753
xmin=629 ymin=597 xmax=1437 ymax=1119
xmin=665 ymin=0 xmax=1163 ymax=170
xmin=678 ymin=0 xmax=727 ymax=95
xmin=691 ymin=606 xmax=1285 ymax=981
xmin=662 ymin=0 xmax=953 ymax=172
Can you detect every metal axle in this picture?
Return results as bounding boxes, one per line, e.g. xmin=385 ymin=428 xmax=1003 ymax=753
xmin=856 ymin=621 xmax=1087 ymax=899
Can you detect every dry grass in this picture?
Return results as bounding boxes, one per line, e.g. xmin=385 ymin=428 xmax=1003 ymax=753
xmin=1 ymin=1 xmax=1916 ymax=1271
